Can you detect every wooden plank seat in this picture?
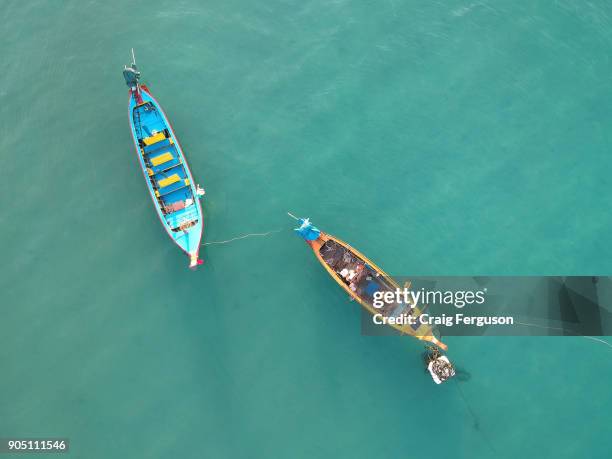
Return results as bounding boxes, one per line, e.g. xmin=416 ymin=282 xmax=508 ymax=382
xmin=155 ymin=182 xmax=190 ymax=198
xmin=142 ymin=131 xmax=166 ymax=146
xmin=150 ymin=152 xmax=174 ymax=167
xmin=158 ymin=174 xmax=181 ymax=189
xmin=144 ymin=137 xmax=172 ymax=150
xmin=143 ymin=137 xmax=173 ymax=156
xmin=149 ymin=158 xmax=182 ymax=177
xmin=154 ymin=174 xmax=190 ymax=197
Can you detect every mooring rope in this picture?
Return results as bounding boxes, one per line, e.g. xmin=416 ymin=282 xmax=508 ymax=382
xmin=454 ymin=380 xmax=498 ymax=454
xmin=515 ymin=321 xmax=612 ymax=350
xmin=201 ymin=229 xmax=283 ymax=246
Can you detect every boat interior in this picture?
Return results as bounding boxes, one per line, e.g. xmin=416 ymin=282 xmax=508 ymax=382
xmin=133 ymin=101 xmax=198 ymax=232
xmin=319 ymin=239 xmax=419 ymax=330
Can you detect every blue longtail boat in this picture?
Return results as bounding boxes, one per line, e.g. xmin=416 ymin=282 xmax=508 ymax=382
xmin=123 ymin=50 xmax=204 ymax=269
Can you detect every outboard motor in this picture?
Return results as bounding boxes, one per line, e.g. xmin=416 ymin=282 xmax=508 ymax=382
xmin=123 ymin=63 xmax=140 ymax=89
xmin=123 ymin=48 xmax=141 ymax=89
xmin=425 ymin=346 xmax=456 ymax=384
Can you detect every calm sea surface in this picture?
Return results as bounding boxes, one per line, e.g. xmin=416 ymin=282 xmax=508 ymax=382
xmin=1 ymin=1 xmax=611 ymax=457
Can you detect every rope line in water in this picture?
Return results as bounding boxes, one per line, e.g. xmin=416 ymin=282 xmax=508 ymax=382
xmin=515 ymin=321 xmax=612 ymax=350
xmin=201 ymin=229 xmax=283 ymax=246
xmin=454 ymin=381 xmax=497 ymax=454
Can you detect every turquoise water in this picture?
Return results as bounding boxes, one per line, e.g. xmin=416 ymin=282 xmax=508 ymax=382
xmin=1 ymin=1 xmax=612 ymax=457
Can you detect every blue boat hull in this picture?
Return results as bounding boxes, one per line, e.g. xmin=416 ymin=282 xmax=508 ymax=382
xmin=127 ymin=84 xmax=204 ymax=268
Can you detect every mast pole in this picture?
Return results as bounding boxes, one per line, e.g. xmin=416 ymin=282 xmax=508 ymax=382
xmin=130 ymin=48 xmax=142 ymax=102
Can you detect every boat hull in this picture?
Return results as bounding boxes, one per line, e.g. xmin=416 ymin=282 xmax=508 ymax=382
xmin=306 ymin=232 xmax=447 ymax=350
xmin=127 ymin=85 xmax=204 ymax=266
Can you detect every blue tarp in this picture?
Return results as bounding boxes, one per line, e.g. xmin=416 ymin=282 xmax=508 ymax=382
xmin=294 ymin=218 xmax=321 ymax=241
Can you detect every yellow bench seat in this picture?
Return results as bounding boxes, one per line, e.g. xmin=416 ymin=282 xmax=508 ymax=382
xmin=143 ymin=131 xmax=166 ymax=146
xmin=150 ymin=152 xmax=174 ymax=167
xmin=158 ymin=174 xmax=181 ymax=188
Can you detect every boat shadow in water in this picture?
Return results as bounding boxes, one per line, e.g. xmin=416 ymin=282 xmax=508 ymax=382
xmin=454 ymin=367 xmax=471 ymax=382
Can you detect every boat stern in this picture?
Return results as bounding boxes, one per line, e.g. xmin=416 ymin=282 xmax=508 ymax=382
xmin=189 ymin=252 xmax=202 ymax=270
xmin=421 ymin=334 xmax=448 ymax=351
xmin=166 ymin=214 xmax=203 ymax=269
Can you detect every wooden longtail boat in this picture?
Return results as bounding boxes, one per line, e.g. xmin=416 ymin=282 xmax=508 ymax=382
xmin=292 ymin=215 xmax=448 ymax=351
xmin=123 ymin=50 xmax=204 ymax=269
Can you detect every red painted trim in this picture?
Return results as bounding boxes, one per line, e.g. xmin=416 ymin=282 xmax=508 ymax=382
xmin=134 ymin=85 xmax=144 ymax=105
